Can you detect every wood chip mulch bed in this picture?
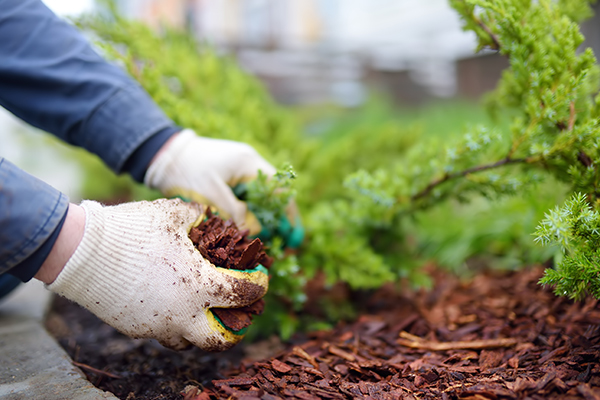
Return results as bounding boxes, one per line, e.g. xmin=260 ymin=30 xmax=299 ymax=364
xmin=47 ymin=266 xmax=600 ymax=400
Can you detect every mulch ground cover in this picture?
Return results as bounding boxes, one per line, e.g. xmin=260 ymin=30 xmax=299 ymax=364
xmin=46 ymin=266 xmax=600 ymax=400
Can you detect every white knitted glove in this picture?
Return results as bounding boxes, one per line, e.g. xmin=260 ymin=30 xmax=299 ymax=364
xmin=145 ymin=129 xmax=276 ymax=235
xmin=48 ymin=198 xmax=269 ymax=351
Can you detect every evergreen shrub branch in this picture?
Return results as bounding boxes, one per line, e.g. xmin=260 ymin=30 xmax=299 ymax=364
xmin=73 ymin=0 xmax=600 ymax=338
xmin=535 ymin=193 xmax=600 ymax=300
xmin=312 ymin=0 xmax=600 ymax=303
xmin=450 ymin=0 xmax=600 ymax=300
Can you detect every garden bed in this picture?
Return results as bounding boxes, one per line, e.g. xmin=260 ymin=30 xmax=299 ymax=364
xmin=46 ymin=266 xmax=600 ymax=399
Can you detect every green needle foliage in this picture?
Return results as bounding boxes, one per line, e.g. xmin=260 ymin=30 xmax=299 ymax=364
xmin=449 ymin=0 xmax=600 ymax=301
xmin=243 ymin=166 xmax=297 ymax=239
xmin=70 ymin=0 xmax=600 ymax=338
xmin=307 ymin=0 xmax=600 ymax=304
xmin=535 ymin=193 xmax=600 ymax=300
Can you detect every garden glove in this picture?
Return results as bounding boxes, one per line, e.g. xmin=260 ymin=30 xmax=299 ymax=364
xmin=145 ymin=129 xmax=276 ymax=235
xmin=48 ymin=198 xmax=269 ymax=351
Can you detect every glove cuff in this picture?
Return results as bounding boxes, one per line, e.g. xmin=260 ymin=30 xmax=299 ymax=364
xmin=48 ymin=201 xmax=143 ymax=312
xmin=144 ymin=128 xmax=196 ymax=190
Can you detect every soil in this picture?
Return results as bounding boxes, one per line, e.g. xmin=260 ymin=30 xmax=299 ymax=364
xmin=46 ymin=266 xmax=600 ymax=400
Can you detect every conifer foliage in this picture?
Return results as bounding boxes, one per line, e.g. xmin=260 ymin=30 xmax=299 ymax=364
xmin=449 ymin=0 xmax=600 ymax=301
xmin=535 ymin=193 xmax=600 ymax=300
xmin=76 ymin=0 xmax=600 ymax=336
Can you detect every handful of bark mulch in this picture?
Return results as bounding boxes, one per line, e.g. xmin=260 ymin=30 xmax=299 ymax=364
xmin=189 ymin=208 xmax=273 ymax=332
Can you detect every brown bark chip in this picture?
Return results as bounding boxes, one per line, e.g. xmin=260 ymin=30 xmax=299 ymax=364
xmin=188 ymin=209 xmax=273 ymax=331
xmin=206 ymin=267 xmax=600 ymax=400
xmin=212 ymin=300 xmax=266 ymax=332
xmin=49 ymin=266 xmax=600 ymax=399
xmin=271 ymin=359 xmax=292 ymax=374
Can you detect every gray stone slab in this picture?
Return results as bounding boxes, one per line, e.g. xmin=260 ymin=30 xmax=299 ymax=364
xmin=0 ymin=282 xmax=118 ymax=400
xmin=0 ymin=280 xmax=50 ymax=322
xmin=0 ymin=319 xmax=117 ymax=399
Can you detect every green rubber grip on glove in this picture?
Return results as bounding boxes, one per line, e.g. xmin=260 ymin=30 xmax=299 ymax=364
xmin=232 ymin=183 xmax=249 ymax=200
xmin=211 ymin=264 xmax=269 ymax=336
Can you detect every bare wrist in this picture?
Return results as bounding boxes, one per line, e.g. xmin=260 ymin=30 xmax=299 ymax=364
xmin=35 ymin=203 xmax=86 ymax=284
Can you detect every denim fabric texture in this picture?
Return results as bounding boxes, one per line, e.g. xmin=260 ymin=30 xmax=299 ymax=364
xmin=0 ymin=0 xmax=176 ymax=174
xmin=0 ymin=158 xmax=69 ymax=277
xmin=0 ymin=275 xmax=21 ymax=300
xmin=0 ymin=0 xmax=179 ymax=279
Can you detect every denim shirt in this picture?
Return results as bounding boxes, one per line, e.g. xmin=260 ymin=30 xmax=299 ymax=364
xmin=0 ymin=0 xmax=178 ymax=280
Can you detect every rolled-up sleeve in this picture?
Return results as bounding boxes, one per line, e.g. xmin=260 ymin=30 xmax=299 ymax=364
xmin=0 ymin=158 xmax=69 ymax=279
xmin=0 ymin=0 xmax=177 ymax=173
xmin=0 ymin=0 xmax=180 ymax=279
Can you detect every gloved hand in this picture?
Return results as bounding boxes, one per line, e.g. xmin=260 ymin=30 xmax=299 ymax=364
xmin=48 ymin=198 xmax=268 ymax=351
xmin=145 ymin=129 xmax=276 ymax=235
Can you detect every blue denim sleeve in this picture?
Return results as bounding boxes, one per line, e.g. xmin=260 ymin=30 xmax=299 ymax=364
xmin=0 ymin=158 xmax=69 ymax=280
xmin=0 ymin=0 xmax=178 ymax=174
xmin=0 ymin=0 xmax=180 ymax=280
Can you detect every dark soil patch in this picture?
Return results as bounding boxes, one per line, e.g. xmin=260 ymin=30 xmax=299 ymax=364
xmin=46 ymin=295 xmax=246 ymax=398
xmin=46 ymin=266 xmax=600 ymax=399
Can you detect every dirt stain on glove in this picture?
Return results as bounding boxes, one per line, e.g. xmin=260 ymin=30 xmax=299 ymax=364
xmin=189 ymin=208 xmax=272 ymax=332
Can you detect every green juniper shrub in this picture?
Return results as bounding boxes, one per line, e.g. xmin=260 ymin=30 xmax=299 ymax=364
xmin=67 ymin=0 xmax=600 ymax=338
